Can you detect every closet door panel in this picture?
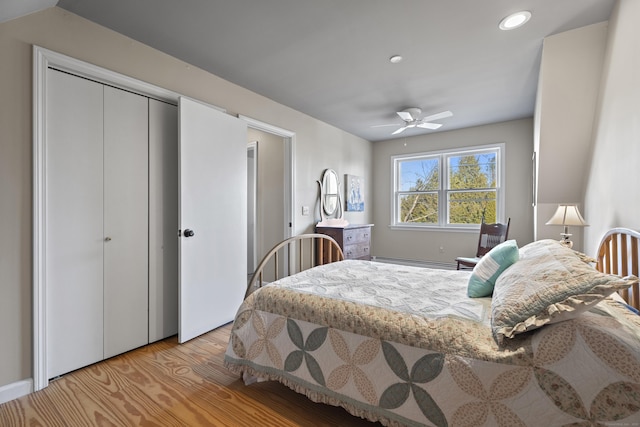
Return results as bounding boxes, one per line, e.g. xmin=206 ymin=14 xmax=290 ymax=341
xmin=103 ymin=86 xmax=149 ymax=358
xmin=149 ymin=99 xmax=178 ymax=342
xmin=46 ymin=69 xmax=104 ymax=378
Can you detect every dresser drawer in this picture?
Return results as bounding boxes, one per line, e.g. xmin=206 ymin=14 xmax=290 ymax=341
xmin=343 ymin=242 xmax=370 ymax=260
xmin=343 ymin=227 xmax=371 ymax=245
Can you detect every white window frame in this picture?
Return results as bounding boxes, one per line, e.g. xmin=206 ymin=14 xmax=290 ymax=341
xmin=390 ymin=143 xmax=505 ymax=231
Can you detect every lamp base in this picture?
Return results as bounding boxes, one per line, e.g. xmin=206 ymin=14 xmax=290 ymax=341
xmin=559 ymin=233 xmax=573 ymax=248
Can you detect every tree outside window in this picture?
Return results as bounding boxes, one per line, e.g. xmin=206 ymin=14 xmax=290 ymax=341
xmin=393 ymin=145 xmax=503 ymax=228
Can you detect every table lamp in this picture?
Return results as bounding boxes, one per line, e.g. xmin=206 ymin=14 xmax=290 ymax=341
xmin=545 ymin=204 xmax=589 ymax=248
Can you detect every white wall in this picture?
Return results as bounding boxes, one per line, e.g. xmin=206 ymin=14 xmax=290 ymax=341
xmin=533 ymin=0 xmax=640 ymax=256
xmin=534 ymin=22 xmax=608 ymax=251
xmin=584 ymin=0 xmax=640 ymax=255
xmin=0 ymin=7 xmax=372 ymax=393
xmin=371 ymin=118 xmax=534 ymax=264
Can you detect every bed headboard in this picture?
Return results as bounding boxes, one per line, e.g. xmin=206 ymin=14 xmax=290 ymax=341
xmin=596 ymin=227 xmax=640 ymax=310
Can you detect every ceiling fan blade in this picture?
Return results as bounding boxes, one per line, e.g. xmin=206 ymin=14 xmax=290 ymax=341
xmin=421 ymin=110 xmax=453 ymax=122
xmin=391 ymin=126 xmax=408 ymax=135
xmin=371 ymin=123 xmax=402 ymax=128
xmin=397 ymin=111 xmax=413 ymax=121
xmin=417 ymin=122 xmax=443 ymax=130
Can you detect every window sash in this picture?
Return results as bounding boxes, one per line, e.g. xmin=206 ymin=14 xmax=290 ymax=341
xmin=392 ymin=144 xmax=504 ymax=228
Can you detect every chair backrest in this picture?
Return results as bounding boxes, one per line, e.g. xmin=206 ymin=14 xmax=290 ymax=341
xmin=476 ymin=218 xmax=510 ymax=257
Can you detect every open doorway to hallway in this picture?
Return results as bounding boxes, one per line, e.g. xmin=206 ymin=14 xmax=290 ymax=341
xmin=246 ymin=126 xmax=292 ymax=277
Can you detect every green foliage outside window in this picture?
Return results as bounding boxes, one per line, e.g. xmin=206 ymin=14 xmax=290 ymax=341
xmin=395 ymin=149 xmax=499 ymax=226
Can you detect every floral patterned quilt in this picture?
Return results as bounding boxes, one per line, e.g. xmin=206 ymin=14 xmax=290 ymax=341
xmin=224 ymin=260 xmax=640 ymax=426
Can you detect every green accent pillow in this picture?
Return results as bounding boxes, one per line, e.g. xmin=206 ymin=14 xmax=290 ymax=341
xmin=467 ymin=240 xmax=519 ymax=298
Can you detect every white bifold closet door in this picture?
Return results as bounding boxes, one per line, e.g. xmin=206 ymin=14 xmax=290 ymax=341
xmin=46 ymin=67 xmax=246 ymax=378
xmin=47 ymin=70 xmax=104 ymax=378
xmin=103 ymin=85 xmax=149 ymax=359
xmin=46 ymin=69 xmax=149 ymax=376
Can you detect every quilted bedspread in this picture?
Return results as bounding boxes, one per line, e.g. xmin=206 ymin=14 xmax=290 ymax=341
xmin=224 ymin=260 xmax=640 ymax=427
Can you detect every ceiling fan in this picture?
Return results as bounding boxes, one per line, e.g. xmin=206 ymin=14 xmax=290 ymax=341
xmin=373 ymin=108 xmax=453 ymax=135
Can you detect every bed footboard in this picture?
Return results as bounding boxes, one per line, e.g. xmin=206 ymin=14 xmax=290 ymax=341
xmin=596 ymin=227 xmax=640 ymax=310
xmin=246 ymin=233 xmax=344 ymax=298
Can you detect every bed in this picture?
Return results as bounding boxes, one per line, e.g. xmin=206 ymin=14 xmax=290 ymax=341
xmin=225 ymin=229 xmax=640 ymax=426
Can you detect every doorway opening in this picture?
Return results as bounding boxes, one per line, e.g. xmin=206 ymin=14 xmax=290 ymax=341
xmin=240 ymin=116 xmax=295 ymax=277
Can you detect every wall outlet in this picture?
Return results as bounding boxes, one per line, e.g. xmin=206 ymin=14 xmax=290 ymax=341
xmin=439 ymin=246 xmax=445 ymax=253
xmin=301 ymin=206 xmax=310 ymax=216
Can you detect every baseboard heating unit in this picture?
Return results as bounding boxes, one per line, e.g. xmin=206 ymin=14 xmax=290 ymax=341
xmin=371 ymin=257 xmax=457 ymax=271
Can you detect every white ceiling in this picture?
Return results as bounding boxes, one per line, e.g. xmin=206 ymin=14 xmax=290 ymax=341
xmin=52 ymin=0 xmax=615 ymax=142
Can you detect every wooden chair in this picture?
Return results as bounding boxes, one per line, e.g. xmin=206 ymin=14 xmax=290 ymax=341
xmin=456 ymin=218 xmax=511 ymax=270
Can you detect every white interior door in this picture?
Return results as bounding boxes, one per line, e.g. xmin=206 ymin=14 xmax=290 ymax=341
xmin=178 ymin=97 xmax=247 ymax=343
xmin=46 ymin=69 xmax=104 ymax=378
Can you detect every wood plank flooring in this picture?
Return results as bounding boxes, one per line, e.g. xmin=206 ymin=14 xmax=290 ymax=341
xmin=0 ymin=324 xmax=379 ymax=426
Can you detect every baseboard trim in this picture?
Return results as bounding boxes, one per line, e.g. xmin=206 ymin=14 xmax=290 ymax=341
xmin=372 ymin=256 xmax=457 ymax=270
xmin=0 ymin=378 xmax=33 ymax=404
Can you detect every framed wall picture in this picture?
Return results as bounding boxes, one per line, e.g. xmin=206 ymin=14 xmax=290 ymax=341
xmin=345 ymin=174 xmax=364 ymax=212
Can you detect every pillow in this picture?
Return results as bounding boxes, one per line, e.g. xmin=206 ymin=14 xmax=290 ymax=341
xmin=491 ymin=239 xmax=636 ymax=343
xmin=467 ymin=240 xmax=519 ymax=298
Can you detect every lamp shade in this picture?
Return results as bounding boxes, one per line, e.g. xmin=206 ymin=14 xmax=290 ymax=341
xmin=545 ymin=204 xmax=589 ymax=227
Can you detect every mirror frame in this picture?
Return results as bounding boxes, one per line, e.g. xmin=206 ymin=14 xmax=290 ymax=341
xmin=322 ymin=169 xmax=339 ymax=217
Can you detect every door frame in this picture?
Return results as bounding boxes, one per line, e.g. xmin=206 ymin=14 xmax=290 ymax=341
xmin=239 ymin=115 xmax=295 ymax=243
xmin=247 ymin=141 xmax=258 ymax=273
xmin=32 ymin=46 xmax=208 ymax=391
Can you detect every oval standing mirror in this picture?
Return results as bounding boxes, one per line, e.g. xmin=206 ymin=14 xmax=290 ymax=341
xmin=322 ymin=169 xmax=339 ymax=217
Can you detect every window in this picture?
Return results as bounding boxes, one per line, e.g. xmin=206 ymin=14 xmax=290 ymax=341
xmin=392 ymin=144 xmax=504 ymax=228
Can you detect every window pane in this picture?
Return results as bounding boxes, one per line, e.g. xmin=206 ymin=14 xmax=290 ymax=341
xmin=398 ymin=193 xmax=438 ymax=224
xmin=449 ymin=191 xmax=496 ymax=224
xmin=448 ymin=153 xmax=496 ymax=190
xmin=398 ymin=158 xmax=439 ymax=191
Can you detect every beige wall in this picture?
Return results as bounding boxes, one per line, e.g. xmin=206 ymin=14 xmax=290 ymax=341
xmin=0 ymin=7 xmax=372 ymax=391
xmin=583 ymin=0 xmax=640 ymax=255
xmin=371 ymin=118 xmax=534 ymax=264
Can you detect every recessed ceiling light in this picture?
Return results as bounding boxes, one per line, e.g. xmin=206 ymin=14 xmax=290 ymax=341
xmin=389 ymin=55 xmax=403 ymax=64
xmin=499 ymin=11 xmax=531 ymax=30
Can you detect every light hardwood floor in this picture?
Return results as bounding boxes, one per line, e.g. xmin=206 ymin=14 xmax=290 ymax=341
xmin=0 ymin=324 xmax=379 ymax=426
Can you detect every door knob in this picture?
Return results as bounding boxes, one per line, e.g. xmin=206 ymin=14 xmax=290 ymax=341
xmin=104 ymin=237 xmax=112 ymax=242
xmin=184 ymin=229 xmax=195 ymax=237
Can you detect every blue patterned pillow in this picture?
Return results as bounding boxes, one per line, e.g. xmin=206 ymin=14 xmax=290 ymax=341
xmin=467 ymin=240 xmax=519 ymax=298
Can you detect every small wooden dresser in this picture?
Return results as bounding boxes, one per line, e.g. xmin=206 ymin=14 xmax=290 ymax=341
xmin=315 ymin=224 xmax=373 ymax=261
